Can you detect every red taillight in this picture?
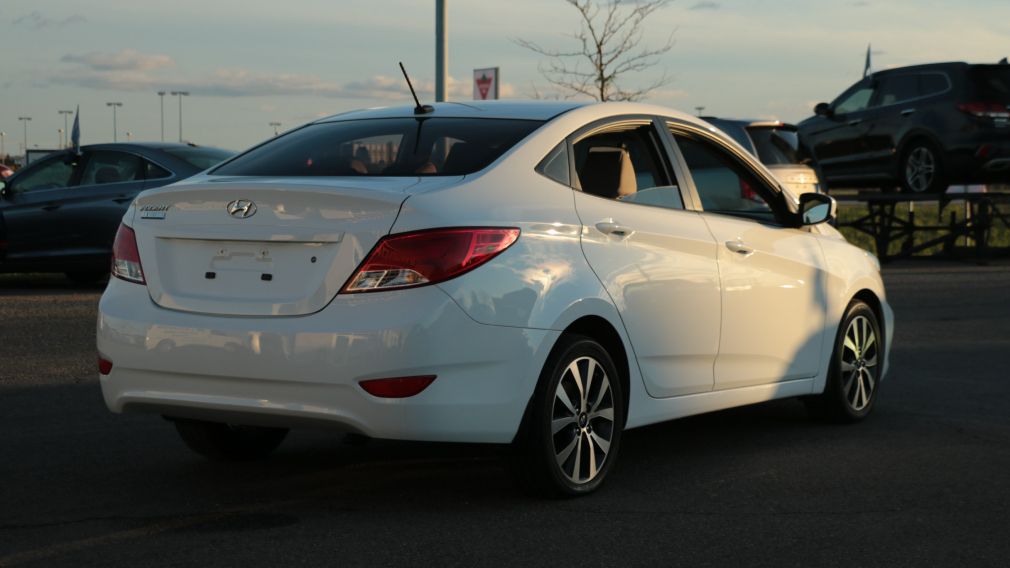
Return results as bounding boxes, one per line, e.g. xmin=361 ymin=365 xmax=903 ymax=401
xmin=111 ymin=224 xmax=145 ymax=284
xmin=359 ymin=375 xmax=437 ymax=398
xmin=98 ymin=356 xmax=113 ymax=375
xmin=958 ymin=102 xmax=1010 ymax=119
xmin=342 ymin=227 xmax=520 ymax=293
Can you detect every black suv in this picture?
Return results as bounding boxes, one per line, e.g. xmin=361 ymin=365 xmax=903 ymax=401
xmin=798 ymin=62 xmax=1010 ymax=193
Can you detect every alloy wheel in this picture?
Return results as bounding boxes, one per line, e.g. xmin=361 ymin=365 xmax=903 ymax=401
xmin=551 ymin=356 xmax=616 ymax=485
xmin=840 ymin=315 xmax=879 ymax=411
xmin=905 ymin=146 xmax=936 ymax=193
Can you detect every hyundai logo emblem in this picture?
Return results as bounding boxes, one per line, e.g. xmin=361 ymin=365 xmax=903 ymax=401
xmin=226 ymin=200 xmax=257 ymax=219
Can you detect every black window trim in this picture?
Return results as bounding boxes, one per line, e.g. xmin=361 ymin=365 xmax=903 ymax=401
xmin=561 ymin=114 xmax=694 ymax=213
xmin=665 ymin=120 xmax=798 ymax=228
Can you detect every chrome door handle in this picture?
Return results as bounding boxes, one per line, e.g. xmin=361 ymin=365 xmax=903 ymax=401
xmin=595 ymin=221 xmax=633 ymax=238
xmin=901 ymin=108 xmax=917 ymax=117
xmin=725 ymin=240 xmax=754 ymax=255
xmin=847 ymin=119 xmax=863 ymax=126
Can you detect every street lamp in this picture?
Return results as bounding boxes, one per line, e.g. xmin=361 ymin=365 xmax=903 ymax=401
xmin=157 ymin=91 xmax=166 ymax=142
xmin=695 ymin=106 xmax=706 ymax=117
xmin=0 ymin=131 xmax=5 ymax=160
xmin=106 ymin=102 xmax=123 ymax=142
xmin=126 ymin=131 xmax=132 ymax=142
xmin=170 ymin=91 xmax=189 ymax=142
xmin=18 ymin=117 xmax=31 ymax=161
xmin=269 ymin=122 xmax=281 ymax=136
xmin=58 ymin=128 xmax=64 ymax=148
xmin=58 ymin=110 xmax=73 ymax=147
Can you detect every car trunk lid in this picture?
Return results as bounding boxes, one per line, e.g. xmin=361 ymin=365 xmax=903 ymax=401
xmin=131 ymin=177 xmax=447 ymax=317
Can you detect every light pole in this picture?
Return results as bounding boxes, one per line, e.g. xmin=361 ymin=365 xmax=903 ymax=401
xmin=171 ymin=91 xmax=189 ymax=142
xmin=126 ymin=131 xmax=132 ymax=142
xmin=435 ymin=0 xmax=447 ymax=102
xmin=157 ymin=91 xmax=166 ymax=142
xmin=58 ymin=129 xmax=64 ymax=148
xmin=18 ymin=117 xmax=31 ymax=161
xmin=0 ymin=131 xmax=5 ymax=160
xmin=58 ymin=110 xmax=73 ymax=147
xmin=269 ymin=122 xmax=281 ymax=136
xmin=695 ymin=106 xmax=705 ymax=117
xmin=106 ymin=102 xmax=123 ymax=142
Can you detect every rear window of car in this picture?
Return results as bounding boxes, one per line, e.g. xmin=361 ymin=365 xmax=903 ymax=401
xmin=969 ymin=66 xmax=1010 ymax=101
xmin=163 ymin=147 xmax=234 ymax=171
xmin=746 ymin=127 xmax=806 ymax=165
xmin=212 ymin=118 xmax=544 ymax=177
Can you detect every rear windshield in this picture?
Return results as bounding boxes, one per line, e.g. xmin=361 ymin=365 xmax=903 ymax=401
xmin=969 ymin=66 xmax=1010 ymax=101
xmin=212 ymin=118 xmax=544 ymax=177
xmin=164 ymin=147 xmax=234 ymax=170
xmin=747 ymin=127 xmax=806 ymax=165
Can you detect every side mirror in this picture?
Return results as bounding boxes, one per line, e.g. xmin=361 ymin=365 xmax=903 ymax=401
xmin=814 ymin=102 xmax=833 ymax=118
xmin=798 ymin=192 xmax=836 ymax=226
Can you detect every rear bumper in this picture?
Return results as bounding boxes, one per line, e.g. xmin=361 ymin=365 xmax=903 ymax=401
xmin=97 ymin=278 xmax=557 ymax=443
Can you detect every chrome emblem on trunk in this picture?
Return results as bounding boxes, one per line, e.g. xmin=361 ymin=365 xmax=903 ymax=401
xmin=227 ymin=200 xmax=257 ymax=219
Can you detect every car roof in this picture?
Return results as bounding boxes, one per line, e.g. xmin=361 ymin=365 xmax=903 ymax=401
xmin=316 ymin=100 xmax=590 ymax=122
xmin=79 ymin=142 xmax=217 ymax=152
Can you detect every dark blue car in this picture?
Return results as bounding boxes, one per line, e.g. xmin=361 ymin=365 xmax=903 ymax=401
xmin=0 ymin=142 xmax=232 ymax=282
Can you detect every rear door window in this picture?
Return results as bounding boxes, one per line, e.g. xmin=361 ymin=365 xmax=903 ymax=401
xmin=212 ymin=118 xmax=543 ymax=177
xmin=573 ymin=122 xmax=683 ymax=210
xmin=919 ymin=73 xmax=950 ymax=97
xmin=875 ymin=74 xmax=919 ymax=106
xmin=79 ymin=151 xmax=144 ymax=186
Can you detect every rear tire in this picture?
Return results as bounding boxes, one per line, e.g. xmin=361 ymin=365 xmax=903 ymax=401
xmin=900 ymin=141 xmax=947 ymax=194
xmin=510 ymin=334 xmax=624 ymax=497
xmin=172 ymin=418 xmax=288 ymax=461
xmin=806 ymin=300 xmax=883 ymax=423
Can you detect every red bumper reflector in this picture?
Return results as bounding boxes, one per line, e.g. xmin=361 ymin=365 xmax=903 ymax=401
xmin=359 ymin=375 xmax=437 ymax=398
xmin=98 ymin=356 xmax=113 ymax=375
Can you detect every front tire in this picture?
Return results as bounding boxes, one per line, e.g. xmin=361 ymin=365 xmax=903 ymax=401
xmin=172 ymin=418 xmax=288 ymax=461
xmin=511 ymin=335 xmax=624 ymax=496
xmin=806 ymin=300 xmax=883 ymax=422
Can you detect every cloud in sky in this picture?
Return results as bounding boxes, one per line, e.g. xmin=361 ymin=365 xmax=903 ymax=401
xmin=689 ymin=2 xmax=721 ymax=10
xmin=51 ymin=49 xmax=515 ymax=101
xmin=61 ymin=49 xmax=174 ymax=72
xmin=12 ymin=11 xmax=86 ymax=29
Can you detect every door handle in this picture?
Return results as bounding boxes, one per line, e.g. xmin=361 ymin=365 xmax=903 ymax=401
xmin=595 ymin=221 xmax=633 ymax=238
xmin=725 ymin=240 xmax=754 ymax=255
xmin=41 ymin=203 xmax=60 ymax=212
xmin=847 ymin=119 xmax=863 ymax=126
xmin=901 ymin=108 xmax=917 ymax=117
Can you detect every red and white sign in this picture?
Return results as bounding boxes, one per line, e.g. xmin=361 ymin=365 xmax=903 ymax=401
xmin=473 ymin=67 xmax=500 ymax=100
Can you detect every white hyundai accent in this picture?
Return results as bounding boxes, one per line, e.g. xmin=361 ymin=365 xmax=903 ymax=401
xmin=98 ymin=101 xmax=893 ymax=495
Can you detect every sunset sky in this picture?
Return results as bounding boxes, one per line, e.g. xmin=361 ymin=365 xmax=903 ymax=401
xmin=2 ymin=0 xmax=1008 ymax=152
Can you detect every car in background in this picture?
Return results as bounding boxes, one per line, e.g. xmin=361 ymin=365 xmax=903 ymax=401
xmin=798 ymin=61 xmax=1010 ymax=193
xmin=96 ymin=101 xmax=891 ymax=496
xmin=0 ymin=142 xmax=233 ymax=282
xmin=0 ymin=164 xmax=13 ymax=179
xmin=703 ymin=117 xmax=822 ymax=196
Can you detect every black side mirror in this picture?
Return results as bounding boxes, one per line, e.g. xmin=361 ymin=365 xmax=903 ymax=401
xmin=814 ymin=102 xmax=833 ymax=118
xmin=798 ymin=192 xmax=836 ymax=226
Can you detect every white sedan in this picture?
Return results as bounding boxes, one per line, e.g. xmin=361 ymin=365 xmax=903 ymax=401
xmin=98 ymin=101 xmax=893 ymax=495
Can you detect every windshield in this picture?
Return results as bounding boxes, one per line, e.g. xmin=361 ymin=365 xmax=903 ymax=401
xmin=969 ymin=65 xmax=1010 ymax=101
xmin=212 ymin=118 xmax=544 ymax=177
xmin=164 ymin=147 xmax=234 ymax=170
xmin=747 ymin=127 xmax=806 ymax=165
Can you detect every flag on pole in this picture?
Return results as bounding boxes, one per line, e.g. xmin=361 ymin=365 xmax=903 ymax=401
xmin=70 ymin=105 xmax=80 ymax=155
xmin=863 ymin=44 xmax=872 ymax=78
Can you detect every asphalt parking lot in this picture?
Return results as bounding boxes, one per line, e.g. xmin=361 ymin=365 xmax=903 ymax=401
xmin=2 ymin=263 xmax=1009 ymax=567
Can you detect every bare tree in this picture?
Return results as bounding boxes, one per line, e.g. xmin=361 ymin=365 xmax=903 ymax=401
xmin=514 ymin=0 xmax=675 ymax=102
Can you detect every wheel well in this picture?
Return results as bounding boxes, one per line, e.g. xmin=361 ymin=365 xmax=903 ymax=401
xmin=563 ymin=316 xmax=631 ymax=427
xmin=852 ymin=289 xmax=885 ymax=347
xmin=898 ymin=133 xmax=944 ymax=165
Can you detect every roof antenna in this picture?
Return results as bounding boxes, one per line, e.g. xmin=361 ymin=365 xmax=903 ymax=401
xmin=399 ymin=62 xmax=434 ymax=115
